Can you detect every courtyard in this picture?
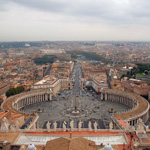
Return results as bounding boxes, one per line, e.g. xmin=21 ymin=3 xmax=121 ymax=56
xmin=23 ymin=62 xmax=130 ymax=129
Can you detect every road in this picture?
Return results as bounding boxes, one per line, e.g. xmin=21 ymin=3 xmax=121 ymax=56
xmin=71 ymin=62 xmax=82 ymax=95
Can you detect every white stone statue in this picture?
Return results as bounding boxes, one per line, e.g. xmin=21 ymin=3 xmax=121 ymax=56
xmin=63 ymin=121 xmax=67 ymax=131
xmin=49 ymin=88 xmax=52 ymax=93
xmin=70 ymin=120 xmax=74 ymax=131
xmin=46 ymin=121 xmax=51 ymax=132
xmin=78 ymin=121 xmax=83 ymax=131
xmin=53 ymin=121 xmax=57 ymax=131
xmin=0 ymin=117 xmax=10 ymax=132
xmin=109 ymin=122 xmax=113 ymax=130
xmin=88 ymin=121 xmax=92 ymax=131
xmin=94 ymin=121 xmax=98 ymax=132
xmin=136 ymin=118 xmax=145 ymax=134
xmin=125 ymin=120 xmax=131 ymax=132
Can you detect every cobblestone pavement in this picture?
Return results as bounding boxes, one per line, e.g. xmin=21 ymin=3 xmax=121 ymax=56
xmin=23 ymin=90 xmax=129 ymax=128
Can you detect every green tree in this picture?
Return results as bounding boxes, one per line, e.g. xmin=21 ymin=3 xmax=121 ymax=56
xmin=6 ymin=86 xmax=24 ymax=97
xmin=33 ymin=55 xmax=57 ymax=65
xmin=71 ymin=53 xmax=78 ymax=59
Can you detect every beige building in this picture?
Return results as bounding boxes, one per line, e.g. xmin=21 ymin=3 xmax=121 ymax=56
xmin=31 ymin=76 xmax=72 ymax=96
xmin=81 ymin=74 xmax=108 ymax=93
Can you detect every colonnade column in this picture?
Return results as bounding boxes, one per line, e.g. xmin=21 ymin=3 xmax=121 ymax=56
xmin=45 ymin=94 xmax=48 ymax=101
xmin=105 ymin=93 xmax=107 ymax=101
xmin=49 ymin=94 xmax=52 ymax=100
xmin=101 ymin=93 xmax=103 ymax=100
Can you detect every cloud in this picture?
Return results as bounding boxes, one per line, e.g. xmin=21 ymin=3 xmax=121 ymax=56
xmin=0 ymin=0 xmax=150 ymax=41
xmin=2 ymin=0 xmax=69 ymax=13
xmin=1 ymin=0 xmax=150 ymax=23
xmin=0 ymin=1 xmax=12 ymax=11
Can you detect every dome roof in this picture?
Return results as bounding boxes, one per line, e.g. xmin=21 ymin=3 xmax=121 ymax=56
xmin=27 ymin=144 xmax=36 ymax=150
xmin=45 ymin=137 xmax=96 ymax=150
xmin=103 ymin=144 xmax=113 ymax=150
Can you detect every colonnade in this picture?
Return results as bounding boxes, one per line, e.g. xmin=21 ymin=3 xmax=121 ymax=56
xmin=13 ymin=92 xmax=52 ymax=111
xmin=100 ymin=89 xmax=149 ymax=126
xmin=2 ymin=85 xmax=149 ymax=129
xmin=100 ymin=92 xmax=137 ymax=108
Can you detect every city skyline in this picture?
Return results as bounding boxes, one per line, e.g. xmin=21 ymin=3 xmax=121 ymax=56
xmin=0 ymin=0 xmax=150 ymax=41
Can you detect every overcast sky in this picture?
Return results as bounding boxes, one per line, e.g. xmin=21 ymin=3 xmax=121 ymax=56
xmin=0 ymin=0 xmax=150 ymax=41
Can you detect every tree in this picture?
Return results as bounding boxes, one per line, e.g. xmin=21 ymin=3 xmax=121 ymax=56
xmin=6 ymin=86 xmax=24 ymax=97
xmin=71 ymin=53 xmax=78 ymax=59
xmin=33 ymin=55 xmax=57 ymax=65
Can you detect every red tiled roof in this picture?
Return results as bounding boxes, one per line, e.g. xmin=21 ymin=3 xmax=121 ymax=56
xmin=45 ymin=137 xmax=96 ymax=150
xmin=0 ymin=112 xmax=7 ymax=119
xmin=118 ymin=120 xmax=126 ymax=128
